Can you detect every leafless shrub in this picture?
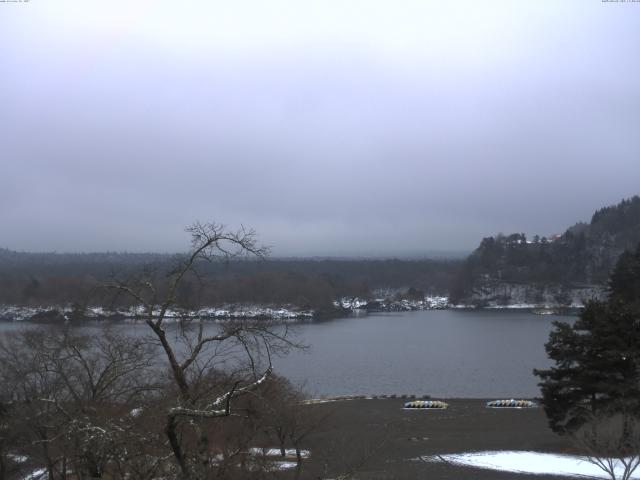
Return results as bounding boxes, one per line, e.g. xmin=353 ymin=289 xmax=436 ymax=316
xmin=573 ymin=413 xmax=640 ymax=480
xmin=0 ymin=327 xmax=161 ymax=479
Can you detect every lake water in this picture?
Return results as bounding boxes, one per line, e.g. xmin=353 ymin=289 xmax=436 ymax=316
xmin=0 ymin=309 xmax=565 ymax=398
xmin=274 ymin=309 xmax=563 ymax=398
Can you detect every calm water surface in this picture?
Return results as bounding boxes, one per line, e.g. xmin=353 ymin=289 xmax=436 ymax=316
xmin=0 ymin=309 xmax=566 ymax=398
xmin=274 ymin=309 xmax=563 ymax=398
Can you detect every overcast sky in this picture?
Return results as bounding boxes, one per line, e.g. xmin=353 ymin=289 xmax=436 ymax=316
xmin=1 ymin=1 xmax=639 ymax=256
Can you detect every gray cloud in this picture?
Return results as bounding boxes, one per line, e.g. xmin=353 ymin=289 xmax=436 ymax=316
xmin=1 ymin=1 xmax=639 ymax=255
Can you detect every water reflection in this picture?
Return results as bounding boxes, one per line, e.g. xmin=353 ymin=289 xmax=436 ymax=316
xmin=0 ymin=309 xmax=566 ymax=398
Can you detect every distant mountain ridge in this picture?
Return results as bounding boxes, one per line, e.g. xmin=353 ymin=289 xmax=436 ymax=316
xmin=450 ymin=196 xmax=640 ymax=307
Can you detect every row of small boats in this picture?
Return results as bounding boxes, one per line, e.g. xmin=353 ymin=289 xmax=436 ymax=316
xmin=404 ymin=400 xmax=449 ymax=409
xmin=486 ymin=399 xmax=537 ymax=408
xmin=403 ymin=399 xmax=537 ymax=409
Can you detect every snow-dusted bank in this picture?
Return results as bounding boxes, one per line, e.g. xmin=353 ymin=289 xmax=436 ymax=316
xmin=0 ymin=293 xmax=583 ymax=323
xmin=0 ymin=294 xmax=450 ymax=323
xmin=335 ymin=295 xmax=582 ymax=314
xmin=420 ymin=451 xmax=640 ymax=479
xmin=449 ymin=302 xmax=582 ymax=312
xmin=0 ymin=304 xmax=314 ymax=322
xmin=334 ymin=295 xmax=449 ymax=311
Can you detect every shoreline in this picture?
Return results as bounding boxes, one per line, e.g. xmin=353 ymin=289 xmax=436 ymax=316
xmin=0 ymin=302 xmax=580 ymax=323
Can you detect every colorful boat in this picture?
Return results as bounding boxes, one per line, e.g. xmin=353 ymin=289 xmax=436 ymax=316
xmin=404 ymin=400 xmax=449 ymax=409
xmin=486 ymin=399 xmax=537 ymax=408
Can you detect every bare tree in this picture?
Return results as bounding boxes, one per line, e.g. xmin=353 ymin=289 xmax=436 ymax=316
xmin=104 ymin=222 xmax=300 ymax=479
xmin=0 ymin=327 xmax=160 ymax=480
xmin=0 ymin=223 xmax=302 ymax=479
xmin=573 ymin=413 xmax=640 ymax=480
xmin=253 ymin=375 xmax=304 ymax=458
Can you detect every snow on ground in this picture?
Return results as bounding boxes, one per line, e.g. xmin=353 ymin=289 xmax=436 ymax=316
xmin=22 ymin=468 xmax=46 ymax=480
xmin=7 ymin=454 xmax=28 ymax=464
xmin=129 ymin=407 xmax=143 ymax=417
xmin=267 ymin=461 xmax=298 ymax=471
xmin=248 ymin=448 xmax=310 ymax=458
xmin=420 ymin=451 xmax=640 ymax=479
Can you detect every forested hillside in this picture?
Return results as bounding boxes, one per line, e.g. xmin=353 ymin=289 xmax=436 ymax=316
xmin=451 ymin=196 xmax=640 ymax=306
xmin=0 ymin=250 xmax=459 ymax=312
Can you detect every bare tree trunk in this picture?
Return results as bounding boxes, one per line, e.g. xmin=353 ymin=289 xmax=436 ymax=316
xmin=165 ymin=415 xmax=189 ymax=479
xmin=61 ymin=456 xmax=67 ymax=480
xmin=197 ymin=427 xmax=210 ymax=476
xmin=39 ymin=432 xmax=55 ymax=480
xmin=148 ymin=321 xmax=191 ymax=400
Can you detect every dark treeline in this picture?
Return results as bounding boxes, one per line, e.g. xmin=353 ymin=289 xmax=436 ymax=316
xmin=451 ymin=196 xmax=640 ymax=302
xmin=0 ymin=250 xmax=461 ymax=311
xmin=4 ymin=196 xmax=639 ymax=310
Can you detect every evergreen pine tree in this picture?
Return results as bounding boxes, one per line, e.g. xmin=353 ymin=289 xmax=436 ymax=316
xmin=609 ymin=244 xmax=640 ymax=304
xmin=534 ymin=244 xmax=640 ymax=434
